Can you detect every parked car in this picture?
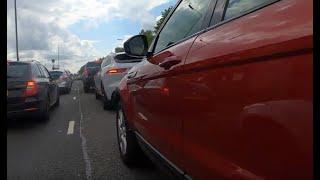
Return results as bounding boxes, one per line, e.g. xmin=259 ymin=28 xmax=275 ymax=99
xmin=7 ymin=60 xmax=60 ymax=120
xmin=96 ymin=53 xmax=143 ymax=110
xmin=49 ymin=70 xmax=73 ymax=94
xmin=116 ymin=0 xmax=313 ymax=179
xmin=82 ymin=61 xmax=101 ymax=93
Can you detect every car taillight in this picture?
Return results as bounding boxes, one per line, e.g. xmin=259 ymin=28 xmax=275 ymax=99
xmin=25 ymin=80 xmax=38 ymax=96
xmin=106 ymin=68 xmax=127 ymax=75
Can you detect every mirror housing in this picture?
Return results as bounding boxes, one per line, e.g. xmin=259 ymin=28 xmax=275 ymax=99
xmin=124 ymin=35 xmax=149 ymax=57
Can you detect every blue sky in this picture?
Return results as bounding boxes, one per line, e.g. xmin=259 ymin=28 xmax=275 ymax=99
xmin=7 ymin=0 xmax=177 ymax=72
xmin=68 ymin=1 xmax=176 ymax=55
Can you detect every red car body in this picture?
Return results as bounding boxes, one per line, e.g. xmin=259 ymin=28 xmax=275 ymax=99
xmin=119 ymin=0 xmax=313 ymax=179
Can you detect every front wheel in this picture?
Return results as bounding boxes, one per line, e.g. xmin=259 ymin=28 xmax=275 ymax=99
xmin=116 ymin=103 xmax=146 ymax=166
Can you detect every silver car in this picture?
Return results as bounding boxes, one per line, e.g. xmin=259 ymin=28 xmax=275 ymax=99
xmin=50 ymin=70 xmax=73 ymax=94
xmin=94 ymin=52 xmax=143 ymax=110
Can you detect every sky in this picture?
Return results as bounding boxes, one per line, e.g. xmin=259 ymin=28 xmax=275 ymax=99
xmin=7 ymin=0 xmax=176 ymax=73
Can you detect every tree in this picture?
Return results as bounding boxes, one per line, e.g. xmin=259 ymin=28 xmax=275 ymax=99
xmin=115 ymin=47 xmax=124 ymax=53
xmin=139 ymin=29 xmax=154 ymax=47
xmin=154 ymin=6 xmax=173 ymax=34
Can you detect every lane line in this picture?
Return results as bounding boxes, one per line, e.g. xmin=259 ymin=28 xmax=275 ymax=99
xmin=67 ymin=121 xmax=75 ymax=135
xmin=73 ymin=96 xmax=76 ymax=100
xmin=78 ymin=84 xmax=93 ymax=180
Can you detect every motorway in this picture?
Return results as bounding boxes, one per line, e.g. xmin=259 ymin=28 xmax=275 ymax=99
xmin=7 ymin=80 xmax=169 ymax=180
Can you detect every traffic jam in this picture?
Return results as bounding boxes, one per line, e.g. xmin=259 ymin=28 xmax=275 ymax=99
xmin=7 ymin=0 xmax=313 ymax=179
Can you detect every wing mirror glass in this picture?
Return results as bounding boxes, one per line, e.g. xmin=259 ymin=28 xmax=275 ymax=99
xmin=124 ymin=35 xmax=148 ymax=57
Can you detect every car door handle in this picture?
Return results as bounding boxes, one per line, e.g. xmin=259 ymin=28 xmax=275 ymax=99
xmin=127 ymin=71 xmax=137 ymax=79
xmin=159 ymin=56 xmax=181 ymax=70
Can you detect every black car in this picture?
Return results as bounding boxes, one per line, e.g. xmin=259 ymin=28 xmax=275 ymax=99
xmin=82 ymin=61 xmax=101 ymax=93
xmin=7 ymin=61 xmax=60 ymax=120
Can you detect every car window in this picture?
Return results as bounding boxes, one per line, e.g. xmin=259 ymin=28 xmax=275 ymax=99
xmin=36 ymin=64 xmax=45 ymax=78
xmin=42 ymin=66 xmax=50 ymax=78
xmin=50 ymin=71 xmax=63 ymax=80
xmin=38 ymin=65 xmax=50 ymax=78
xmin=87 ymin=62 xmax=101 ymax=68
xmin=154 ymin=0 xmax=211 ymax=54
xmin=102 ymin=57 xmax=111 ymax=68
xmin=31 ymin=64 xmax=42 ymax=78
xmin=7 ymin=63 xmax=30 ymax=78
xmin=224 ymin=0 xmax=273 ymax=20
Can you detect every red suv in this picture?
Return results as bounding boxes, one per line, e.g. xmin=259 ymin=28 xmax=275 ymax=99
xmin=116 ymin=0 xmax=313 ymax=179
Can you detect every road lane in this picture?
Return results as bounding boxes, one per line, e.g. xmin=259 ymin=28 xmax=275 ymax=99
xmin=75 ymin=80 xmax=168 ymax=180
xmin=7 ymin=80 xmax=169 ymax=180
xmin=7 ymin=83 xmax=86 ymax=179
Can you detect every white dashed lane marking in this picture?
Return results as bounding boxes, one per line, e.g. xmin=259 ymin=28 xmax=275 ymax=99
xmin=67 ymin=121 xmax=75 ymax=135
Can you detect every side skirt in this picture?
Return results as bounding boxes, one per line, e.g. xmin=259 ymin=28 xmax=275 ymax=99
xmin=134 ymin=132 xmax=192 ymax=180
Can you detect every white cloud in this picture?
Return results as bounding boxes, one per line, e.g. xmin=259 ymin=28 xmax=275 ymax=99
xmin=7 ymin=0 xmax=172 ymax=72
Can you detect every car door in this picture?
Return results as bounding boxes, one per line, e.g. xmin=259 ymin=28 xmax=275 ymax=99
xmin=39 ymin=65 xmax=57 ymax=106
xmin=130 ymin=0 xmax=215 ymax=170
xmin=180 ymin=0 xmax=313 ymax=179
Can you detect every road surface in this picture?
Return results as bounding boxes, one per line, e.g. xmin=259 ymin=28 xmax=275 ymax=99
xmin=7 ymin=80 xmax=169 ymax=180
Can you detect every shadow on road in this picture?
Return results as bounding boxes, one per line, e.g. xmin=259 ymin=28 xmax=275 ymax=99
xmin=7 ymin=117 xmax=48 ymax=130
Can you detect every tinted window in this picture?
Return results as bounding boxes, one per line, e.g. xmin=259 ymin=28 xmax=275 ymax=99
xmin=36 ymin=64 xmax=45 ymax=78
xmin=102 ymin=57 xmax=111 ymax=67
xmin=114 ymin=53 xmax=142 ymax=63
xmin=32 ymin=64 xmax=42 ymax=77
xmin=39 ymin=65 xmax=50 ymax=78
xmin=154 ymin=0 xmax=211 ymax=53
xmin=86 ymin=62 xmax=101 ymax=68
xmin=7 ymin=63 xmax=30 ymax=78
xmin=224 ymin=0 xmax=272 ymax=20
xmin=50 ymin=71 xmax=63 ymax=80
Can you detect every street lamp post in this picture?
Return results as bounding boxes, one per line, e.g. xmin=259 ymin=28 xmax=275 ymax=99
xmin=51 ymin=59 xmax=55 ymax=70
xmin=14 ymin=0 xmax=19 ymax=61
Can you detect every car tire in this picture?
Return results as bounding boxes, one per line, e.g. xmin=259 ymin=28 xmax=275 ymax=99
xmin=103 ymin=97 xmax=113 ymax=110
xmin=95 ymin=90 xmax=100 ymax=99
xmin=54 ymin=94 xmax=60 ymax=107
xmin=38 ymin=96 xmax=50 ymax=121
xmin=84 ymin=86 xmax=89 ymax=93
xmin=116 ymin=102 xmax=146 ymax=166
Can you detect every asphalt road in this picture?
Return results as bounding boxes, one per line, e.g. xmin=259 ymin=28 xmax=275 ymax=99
xmin=7 ymin=80 xmax=168 ymax=180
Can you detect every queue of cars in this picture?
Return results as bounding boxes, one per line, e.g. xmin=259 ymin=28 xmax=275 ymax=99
xmin=9 ymin=0 xmax=311 ymax=178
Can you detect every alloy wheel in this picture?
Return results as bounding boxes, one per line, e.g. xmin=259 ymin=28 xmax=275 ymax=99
xmin=118 ymin=109 xmax=127 ymax=155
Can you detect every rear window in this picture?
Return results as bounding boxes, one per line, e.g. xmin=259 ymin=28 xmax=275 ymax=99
xmin=50 ymin=71 xmax=63 ymax=79
xmin=7 ymin=62 xmax=30 ymax=78
xmin=86 ymin=62 xmax=101 ymax=68
xmin=114 ymin=54 xmax=142 ymax=63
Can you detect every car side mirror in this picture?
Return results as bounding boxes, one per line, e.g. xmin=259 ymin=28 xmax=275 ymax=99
xmin=124 ymin=35 xmax=148 ymax=57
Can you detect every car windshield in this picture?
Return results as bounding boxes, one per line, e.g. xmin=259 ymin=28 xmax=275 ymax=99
xmin=7 ymin=63 xmax=30 ymax=78
xmin=50 ymin=71 xmax=63 ymax=79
